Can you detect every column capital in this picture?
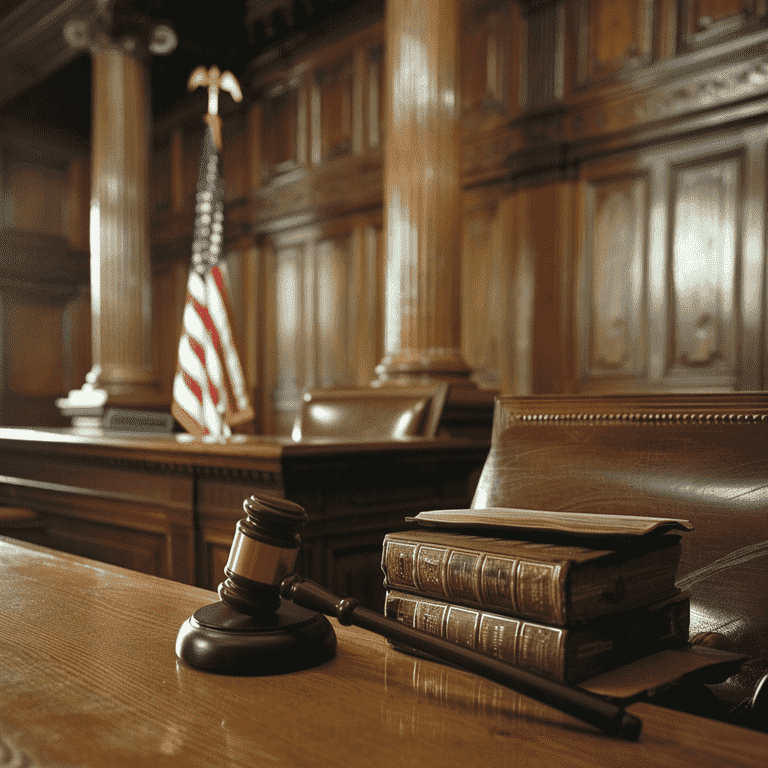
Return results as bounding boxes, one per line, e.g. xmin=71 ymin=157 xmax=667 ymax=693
xmin=63 ymin=0 xmax=177 ymax=59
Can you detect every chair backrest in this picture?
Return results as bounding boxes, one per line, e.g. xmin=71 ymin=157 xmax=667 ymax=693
xmin=472 ymin=393 xmax=768 ymax=714
xmin=291 ymin=383 xmax=449 ymax=441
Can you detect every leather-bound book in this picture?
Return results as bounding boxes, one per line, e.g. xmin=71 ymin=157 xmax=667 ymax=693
xmin=381 ymin=509 xmax=692 ymax=626
xmin=384 ymin=590 xmax=690 ymax=684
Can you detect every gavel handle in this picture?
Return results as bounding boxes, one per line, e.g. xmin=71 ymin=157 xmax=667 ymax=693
xmin=280 ymin=575 xmax=642 ymax=741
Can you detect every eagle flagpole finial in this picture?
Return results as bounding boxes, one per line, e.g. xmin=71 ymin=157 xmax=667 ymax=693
xmin=187 ymin=65 xmax=243 ymax=151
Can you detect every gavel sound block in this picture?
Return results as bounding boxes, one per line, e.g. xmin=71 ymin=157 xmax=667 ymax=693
xmin=175 ymin=494 xmax=337 ymax=675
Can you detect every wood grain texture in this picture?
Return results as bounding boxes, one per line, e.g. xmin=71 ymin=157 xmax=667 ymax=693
xmin=378 ymin=0 xmax=471 ymax=381
xmin=89 ymin=45 xmax=157 ymax=400
xmin=1 ymin=538 xmax=767 ymax=768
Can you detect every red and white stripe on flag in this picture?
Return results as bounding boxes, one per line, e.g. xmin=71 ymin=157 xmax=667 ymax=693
xmin=172 ymin=264 xmax=253 ymax=437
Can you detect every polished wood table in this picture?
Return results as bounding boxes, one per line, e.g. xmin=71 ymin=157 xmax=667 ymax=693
xmin=1 ymin=538 xmax=767 ymax=768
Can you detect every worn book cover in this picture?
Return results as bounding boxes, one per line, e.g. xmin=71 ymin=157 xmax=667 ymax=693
xmin=385 ymin=590 xmax=690 ymax=684
xmin=381 ymin=528 xmax=683 ymax=626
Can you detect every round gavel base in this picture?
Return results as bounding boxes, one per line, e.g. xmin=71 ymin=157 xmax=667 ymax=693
xmin=176 ymin=599 xmax=337 ymax=675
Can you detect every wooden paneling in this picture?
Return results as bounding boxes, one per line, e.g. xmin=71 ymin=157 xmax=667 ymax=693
xmin=574 ymin=127 xmax=765 ymax=393
xmin=264 ymin=214 xmax=382 ymax=433
xmin=135 ymin=0 xmax=768 ymax=426
xmin=263 ymin=81 xmax=304 ymax=181
xmin=367 ymin=43 xmax=384 ymax=150
xmin=316 ymin=233 xmax=354 ymax=385
xmin=151 ymin=138 xmax=172 ymax=213
xmin=576 ymin=161 xmax=649 ymax=390
xmin=5 ymin=158 xmax=67 ymax=235
xmin=577 ymin=0 xmax=654 ymax=84
xmin=678 ymin=0 xmax=760 ymax=51
xmin=522 ymin=0 xmax=564 ymax=108
xmin=313 ymin=54 xmax=356 ymax=163
xmin=461 ymin=189 xmax=508 ymax=390
xmin=6 ymin=300 xmax=64 ymax=396
xmin=221 ymin=113 xmax=249 ymax=201
xmin=668 ymin=153 xmax=741 ymax=384
xmin=461 ymin=0 xmax=518 ymax=133
xmin=152 ymin=258 xmax=188 ymax=400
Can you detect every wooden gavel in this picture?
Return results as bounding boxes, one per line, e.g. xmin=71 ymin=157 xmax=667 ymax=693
xmin=176 ymin=494 xmax=642 ymax=741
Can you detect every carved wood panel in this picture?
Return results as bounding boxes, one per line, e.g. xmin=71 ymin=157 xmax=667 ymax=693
xmin=522 ymin=0 xmax=564 ymax=108
xmin=221 ymin=113 xmax=249 ymax=201
xmin=263 ymin=80 xmax=305 ymax=182
xmin=461 ymin=0 xmax=517 ymax=134
xmin=577 ymin=167 xmax=648 ymax=387
xmin=677 ymin=0 xmax=762 ymax=52
xmin=316 ymin=233 xmax=355 ymax=385
xmin=667 ymin=153 xmax=742 ymax=382
xmin=577 ymin=0 xmax=654 ymax=85
xmin=574 ymin=128 xmax=763 ymax=394
xmin=313 ymin=54 xmax=356 ymax=163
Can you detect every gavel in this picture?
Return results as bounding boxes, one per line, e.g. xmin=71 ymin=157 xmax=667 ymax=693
xmin=176 ymin=494 xmax=642 ymax=741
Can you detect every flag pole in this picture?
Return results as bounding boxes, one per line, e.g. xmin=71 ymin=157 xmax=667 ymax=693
xmin=172 ymin=66 xmax=253 ymax=438
xmin=187 ymin=65 xmax=243 ymax=151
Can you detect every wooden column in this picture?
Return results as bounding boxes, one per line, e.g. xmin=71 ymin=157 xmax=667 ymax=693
xmin=376 ymin=0 xmax=472 ymax=384
xmin=86 ymin=43 xmax=157 ymax=403
xmin=58 ymin=11 xmax=177 ymax=424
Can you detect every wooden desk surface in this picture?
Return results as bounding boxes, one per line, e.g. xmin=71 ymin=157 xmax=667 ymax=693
xmin=2 ymin=538 xmax=766 ymax=768
xmin=0 ymin=426 xmax=488 ymax=470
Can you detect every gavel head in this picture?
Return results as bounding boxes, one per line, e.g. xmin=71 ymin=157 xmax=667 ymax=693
xmin=217 ymin=494 xmax=307 ymax=616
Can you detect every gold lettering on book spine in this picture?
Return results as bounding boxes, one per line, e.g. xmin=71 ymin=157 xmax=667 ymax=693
xmin=519 ymin=624 xmax=566 ymax=680
xmin=445 ymin=550 xmax=484 ymax=602
xmin=477 ymin=613 xmax=523 ymax=666
xmin=445 ymin=605 xmax=482 ymax=649
xmin=416 ymin=546 xmax=449 ymax=595
xmin=414 ymin=600 xmax=448 ymax=637
xmin=384 ymin=541 xmax=418 ymax=588
xmin=516 ymin=562 xmax=564 ymax=624
xmin=480 ymin=556 xmax=520 ymax=614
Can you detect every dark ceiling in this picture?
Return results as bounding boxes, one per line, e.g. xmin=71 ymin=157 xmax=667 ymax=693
xmin=0 ymin=0 xmax=374 ymax=143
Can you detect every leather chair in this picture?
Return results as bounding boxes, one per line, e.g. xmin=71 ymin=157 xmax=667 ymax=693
xmin=471 ymin=393 xmax=768 ymax=728
xmin=291 ymin=383 xmax=449 ymax=441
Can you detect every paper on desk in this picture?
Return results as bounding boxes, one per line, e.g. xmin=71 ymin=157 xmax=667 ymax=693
xmin=581 ymin=645 xmax=749 ymax=702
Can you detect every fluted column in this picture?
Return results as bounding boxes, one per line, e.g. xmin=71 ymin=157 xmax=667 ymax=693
xmin=58 ymin=6 xmax=176 ymax=423
xmin=376 ymin=0 xmax=472 ymax=384
xmin=87 ymin=43 xmax=155 ymax=399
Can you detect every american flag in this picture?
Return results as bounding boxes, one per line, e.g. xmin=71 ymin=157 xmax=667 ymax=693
xmin=171 ymin=125 xmax=253 ymax=437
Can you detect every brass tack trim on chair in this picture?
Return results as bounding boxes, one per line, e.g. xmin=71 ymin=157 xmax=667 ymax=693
xmin=512 ymin=412 xmax=768 ymax=423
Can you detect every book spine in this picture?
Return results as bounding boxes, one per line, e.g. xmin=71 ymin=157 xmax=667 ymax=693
xmin=381 ymin=537 xmax=567 ymax=625
xmin=385 ymin=589 xmax=568 ymax=680
xmin=384 ymin=590 xmax=690 ymax=684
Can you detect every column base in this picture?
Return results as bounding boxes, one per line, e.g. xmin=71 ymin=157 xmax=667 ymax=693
xmin=56 ymin=380 xmax=172 ymax=431
xmin=374 ymin=348 xmax=475 ymax=385
xmin=374 ymin=348 xmax=497 ymax=439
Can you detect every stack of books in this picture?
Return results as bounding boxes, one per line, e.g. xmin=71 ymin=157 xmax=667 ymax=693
xmin=381 ymin=509 xmax=693 ymax=684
